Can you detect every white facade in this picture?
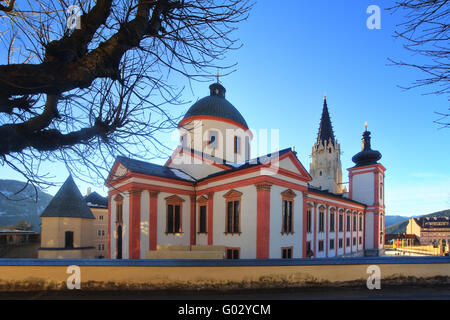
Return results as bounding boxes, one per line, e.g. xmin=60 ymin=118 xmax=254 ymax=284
xmin=105 ymin=86 xmax=384 ymax=260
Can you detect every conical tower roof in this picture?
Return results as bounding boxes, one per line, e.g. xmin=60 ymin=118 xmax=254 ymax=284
xmin=316 ymin=97 xmax=335 ymax=146
xmin=40 ymin=175 xmax=95 ymax=219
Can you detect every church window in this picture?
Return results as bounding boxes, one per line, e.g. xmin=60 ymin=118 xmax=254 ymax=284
xmin=346 ymin=215 xmax=351 ymax=232
xmin=318 ymin=240 xmax=324 ymax=252
xmin=181 ymin=134 xmax=188 ymax=148
xmin=282 ymin=247 xmax=293 ymax=259
xmin=338 ymin=214 xmax=343 ymax=232
xmin=199 ymin=205 xmax=207 ymax=233
xmin=359 ymin=237 xmax=362 ymax=245
xmin=329 ymin=148 xmax=332 ymax=153
xmin=223 ymin=190 xmax=242 ymax=234
xmin=319 ymin=209 xmax=325 ymax=233
xmin=282 ymin=199 xmax=293 ymax=234
xmin=330 ymin=212 xmax=335 ymax=232
xmin=167 ymin=204 xmax=181 ymax=234
xmin=234 ymin=136 xmax=241 ymax=154
xmin=226 ymin=200 xmax=240 ymax=233
xmin=165 ymin=195 xmax=185 ymax=234
xmin=353 ymin=215 xmax=357 ymax=232
xmin=114 ymin=195 xmax=123 ymax=223
xmin=338 ymin=238 xmax=343 ymax=248
xmin=359 ymin=216 xmax=363 ymax=231
xmin=307 ymin=209 xmax=312 ymax=233
xmin=346 ymin=238 xmax=350 ymax=247
xmin=208 ymin=131 xmax=218 ymax=148
xmin=281 ymin=189 xmax=296 ymax=234
xmin=226 ymin=248 xmax=240 ymax=259
xmin=65 ymin=231 xmax=74 ymax=248
xmin=353 ymin=237 xmax=356 ymax=246
xmin=330 ymin=239 xmax=335 ymax=250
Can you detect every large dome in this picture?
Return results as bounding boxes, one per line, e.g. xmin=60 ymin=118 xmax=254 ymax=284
xmin=180 ymin=83 xmax=249 ymax=129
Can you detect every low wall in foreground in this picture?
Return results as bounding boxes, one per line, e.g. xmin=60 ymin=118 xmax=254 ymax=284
xmin=0 ymin=257 xmax=449 ymax=291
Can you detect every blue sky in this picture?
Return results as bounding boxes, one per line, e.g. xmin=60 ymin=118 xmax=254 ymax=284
xmin=1 ymin=0 xmax=449 ymax=216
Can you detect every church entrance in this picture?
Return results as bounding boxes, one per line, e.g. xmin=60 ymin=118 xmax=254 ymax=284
xmin=116 ymin=225 xmax=122 ymax=259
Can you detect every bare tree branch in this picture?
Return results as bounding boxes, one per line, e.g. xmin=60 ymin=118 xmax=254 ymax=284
xmin=0 ymin=0 xmax=254 ymax=194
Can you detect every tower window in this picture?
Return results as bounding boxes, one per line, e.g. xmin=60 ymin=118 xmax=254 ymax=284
xmin=319 ymin=171 xmax=322 ymax=176
xmin=234 ymin=136 xmax=241 ymax=154
xmin=208 ymin=131 xmax=218 ymax=148
xmin=181 ymin=134 xmax=188 ymax=148
xmin=329 ymin=148 xmax=332 ymax=153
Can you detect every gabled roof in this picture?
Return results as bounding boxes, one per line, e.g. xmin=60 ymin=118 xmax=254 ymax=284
xmin=165 ymin=146 xmax=233 ymax=170
xmin=108 ymin=148 xmax=309 ymax=186
xmin=113 ymin=156 xmax=196 ymax=183
xmin=40 ymin=176 xmax=95 ymax=219
xmin=84 ymin=191 xmax=108 ymax=209
xmin=196 ymin=148 xmax=295 ymax=182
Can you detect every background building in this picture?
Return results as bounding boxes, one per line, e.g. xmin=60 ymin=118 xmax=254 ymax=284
xmin=406 ymin=217 xmax=450 ymax=245
xmin=85 ymin=190 xmax=109 ymax=259
xmin=39 ymin=176 xmax=96 ymax=259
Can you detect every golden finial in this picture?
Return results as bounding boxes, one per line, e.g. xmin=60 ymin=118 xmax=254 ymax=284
xmin=216 ymin=69 xmax=220 ymax=83
xmin=365 ymin=121 xmax=368 ymax=131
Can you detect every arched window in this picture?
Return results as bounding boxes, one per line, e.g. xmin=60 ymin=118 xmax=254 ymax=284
xmin=114 ymin=194 xmax=124 ymax=223
xmin=197 ymin=196 xmax=208 ymax=234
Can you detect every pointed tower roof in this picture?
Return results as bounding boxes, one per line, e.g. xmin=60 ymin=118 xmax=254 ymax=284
xmin=316 ymin=96 xmax=335 ymax=146
xmin=40 ymin=175 xmax=95 ymax=219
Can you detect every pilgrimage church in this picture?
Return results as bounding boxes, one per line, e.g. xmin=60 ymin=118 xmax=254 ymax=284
xmin=39 ymin=82 xmax=386 ymax=259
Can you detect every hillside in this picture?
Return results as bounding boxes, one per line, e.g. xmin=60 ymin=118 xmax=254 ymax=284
xmin=0 ymin=180 xmax=53 ymax=232
xmin=386 ymin=209 xmax=450 ymax=234
xmin=385 ymin=215 xmax=410 ymax=227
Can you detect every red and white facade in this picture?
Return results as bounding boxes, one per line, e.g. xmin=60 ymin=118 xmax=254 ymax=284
xmin=106 ymin=87 xmax=385 ymax=259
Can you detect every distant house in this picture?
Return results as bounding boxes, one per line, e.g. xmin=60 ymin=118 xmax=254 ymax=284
xmin=84 ymin=190 xmax=108 ymax=259
xmin=406 ymin=217 xmax=450 ymax=245
xmin=0 ymin=230 xmax=38 ymax=245
xmin=385 ymin=233 xmax=419 ymax=247
xmin=38 ymin=176 xmax=110 ymax=259
xmin=39 ymin=176 xmax=97 ymax=259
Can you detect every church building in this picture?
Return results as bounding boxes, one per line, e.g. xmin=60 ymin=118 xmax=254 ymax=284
xmin=106 ymin=82 xmax=386 ymax=260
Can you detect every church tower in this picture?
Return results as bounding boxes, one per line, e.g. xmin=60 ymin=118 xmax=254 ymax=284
xmin=348 ymin=124 xmax=386 ymax=256
xmin=309 ymin=97 xmax=344 ymax=194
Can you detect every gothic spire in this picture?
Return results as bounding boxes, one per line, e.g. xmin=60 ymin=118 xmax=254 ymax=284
xmin=316 ymin=96 xmax=335 ymax=147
